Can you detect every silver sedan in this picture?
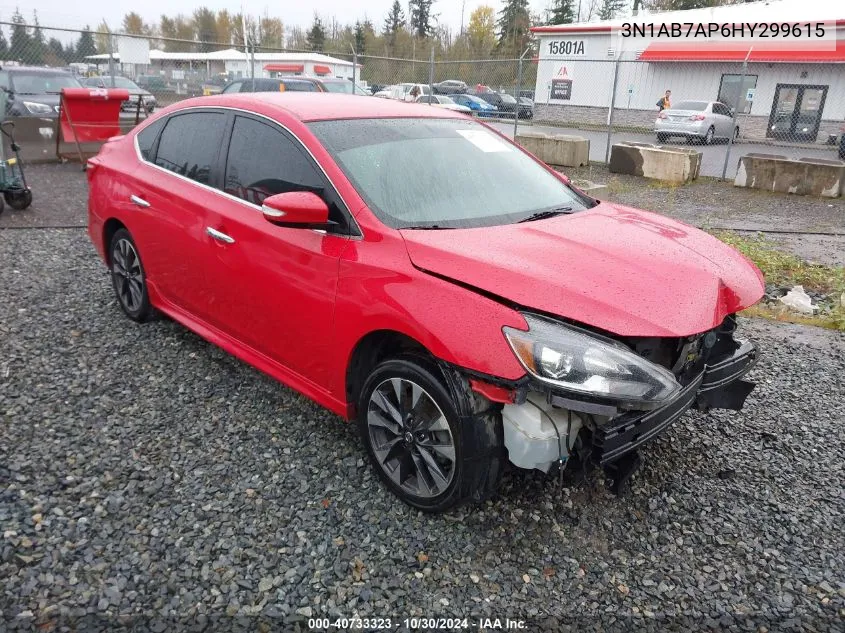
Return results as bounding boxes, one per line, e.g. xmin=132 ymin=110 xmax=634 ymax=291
xmin=654 ymin=100 xmax=739 ymax=145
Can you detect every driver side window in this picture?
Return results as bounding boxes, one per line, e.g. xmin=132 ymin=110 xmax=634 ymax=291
xmin=223 ymin=116 xmax=355 ymax=235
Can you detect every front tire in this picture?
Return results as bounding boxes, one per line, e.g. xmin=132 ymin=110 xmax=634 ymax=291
xmin=357 ymin=358 xmax=504 ymax=512
xmin=109 ymin=228 xmax=154 ymax=322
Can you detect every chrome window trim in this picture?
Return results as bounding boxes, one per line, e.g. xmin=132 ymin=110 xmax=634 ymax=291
xmin=132 ymin=105 xmax=363 ymax=240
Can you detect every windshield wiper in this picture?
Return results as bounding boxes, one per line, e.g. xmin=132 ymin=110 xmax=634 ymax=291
xmin=402 ymin=225 xmax=450 ymax=230
xmin=517 ymin=206 xmax=574 ymax=223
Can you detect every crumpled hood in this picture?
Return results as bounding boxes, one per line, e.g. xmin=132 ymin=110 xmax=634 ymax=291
xmin=400 ymin=203 xmax=765 ymax=337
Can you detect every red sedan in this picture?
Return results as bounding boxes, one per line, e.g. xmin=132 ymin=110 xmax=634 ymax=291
xmin=88 ymin=93 xmax=764 ymax=512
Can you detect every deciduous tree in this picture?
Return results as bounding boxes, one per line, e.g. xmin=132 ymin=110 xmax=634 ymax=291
xmin=466 ymin=5 xmax=496 ymax=54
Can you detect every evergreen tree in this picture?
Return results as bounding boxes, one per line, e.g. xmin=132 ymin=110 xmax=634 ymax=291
xmin=48 ymin=38 xmax=65 ymax=61
xmin=30 ymin=10 xmax=46 ymax=65
xmin=9 ymin=9 xmax=31 ymax=62
xmin=76 ymin=26 xmax=97 ymax=61
xmin=353 ymin=21 xmax=366 ymax=54
xmin=548 ymin=0 xmax=575 ymax=25
xmin=383 ymin=0 xmax=405 ymax=42
xmin=409 ymin=0 xmax=435 ymax=38
xmin=306 ymin=14 xmax=326 ymax=52
xmin=0 ymin=27 xmax=7 ymax=59
xmin=496 ymin=0 xmax=530 ymax=54
xmin=598 ymin=0 xmax=625 ymax=20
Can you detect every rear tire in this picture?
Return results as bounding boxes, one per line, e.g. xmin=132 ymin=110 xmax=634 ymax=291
xmin=109 ymin=228 xmax=154 ymax=323
xmin=357 ymin=357 xmax=504 ymax=512
xmin=703 ymin=126 xmax=715 ymax=145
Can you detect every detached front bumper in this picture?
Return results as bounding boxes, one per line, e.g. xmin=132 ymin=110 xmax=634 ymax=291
xmin=592 ymin=340 xmax=758 ymax=466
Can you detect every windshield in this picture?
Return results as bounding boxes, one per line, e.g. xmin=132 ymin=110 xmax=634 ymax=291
xmin=323 ymin=81 xmax=353 ymax=93
xmin=110 ymin=77 xmax=141 ymax=90
xmin=500 ymin=94 xmax=517 ymax=103
xmin=673 ymin=101 xmax=708 ymax=111
xmin=439 ymin=96 xmax=455 ymax=104
xmin=309 ymin=118 xmax=586 ymax=229
xmin=11 ymin=73 xmax=81 ymax=94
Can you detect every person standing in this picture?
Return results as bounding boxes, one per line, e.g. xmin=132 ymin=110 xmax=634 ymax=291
xmin=656 ymin=89 xmax=671 ymax=111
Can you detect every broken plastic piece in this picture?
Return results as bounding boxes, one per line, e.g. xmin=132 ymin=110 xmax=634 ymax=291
xmin=779 ymin=285 xmax=817 ymax=314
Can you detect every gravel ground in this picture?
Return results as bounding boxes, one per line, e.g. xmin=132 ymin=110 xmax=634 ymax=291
xmin=1 ymin=228 xmax=844 ymax=632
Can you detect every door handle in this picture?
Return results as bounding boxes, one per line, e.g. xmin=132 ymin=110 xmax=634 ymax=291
xmin=130 ymin=195 xmax=150 ymax=208
xmin=206 ymin=227 xmax=235 ymax=244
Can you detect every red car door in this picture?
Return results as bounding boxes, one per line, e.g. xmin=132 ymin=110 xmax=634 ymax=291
xmin=126 ymin=110 xmax=229 ymax=326
xmin=201 ymin=114 xmax=355 ymax=387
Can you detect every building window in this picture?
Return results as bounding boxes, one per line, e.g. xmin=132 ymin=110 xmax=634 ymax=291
xmin=718 ymin=74 xmax=758 ymax=114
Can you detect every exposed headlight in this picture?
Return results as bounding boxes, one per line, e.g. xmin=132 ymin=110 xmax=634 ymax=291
xmin=503 ymin=314 xmax=682 ymax=409
xmin=23 ymin=101 xmax=53 ymax=115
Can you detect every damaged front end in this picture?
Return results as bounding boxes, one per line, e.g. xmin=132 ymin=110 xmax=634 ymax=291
xmin=482 ymin=314 xmax=758 ymax=493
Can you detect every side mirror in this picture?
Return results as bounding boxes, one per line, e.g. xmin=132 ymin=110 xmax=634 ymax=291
xmin=262 ymin=191 xmax=331 ymax=229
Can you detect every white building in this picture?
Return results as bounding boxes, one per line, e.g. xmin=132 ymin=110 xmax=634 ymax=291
xmin=86 ymin=49 xmax=358 ymax=83
xmin=530 ymin=0 xmax=845 ymax=142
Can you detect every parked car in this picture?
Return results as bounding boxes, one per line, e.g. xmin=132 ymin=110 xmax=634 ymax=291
xmin=415 ymin=94 xmax=472 ymax=113
xmin=82 ymin=76 xmax=157 ymax=112
xmin=517 ymin=96 xmax=534 ymax=120
xmin=518 ymin=89 xmax=535 ymax=100
xmin=220 ymin=78 xmax=321 ymax=93
xmin=473 ymin=89 xmax=519 ymax=117
xmin=655 ymin=100 xmax=739 ymax=145
xmin=201 ymin=74 xmax=230 ymax=96
xmin=298 ymin=77 xmax=371 ymax=95
xmin=383 ymin=83 xmax=431 ymax=101
xmin=87 ymin=93 xmax=764 ymax=512
xmin=135 ymin=75 xmax=173 ymax=94
xmin=432 ymin=79 xmax=468 ymax=95
xmin=448 ymin=94 xmax=498 ymax=116
xmin=0 ymin=66 xmax=82 ymax=117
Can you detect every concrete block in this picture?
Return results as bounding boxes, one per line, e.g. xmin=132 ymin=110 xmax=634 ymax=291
xmin=608 ymin=142 xmax=702 ymax=183
xmin=734 ymin=154 xmax=845 ymax=198
xmin=571 ymin=179 xmax=609 ymax=198
xmin=516 ymin=131 xmax=589 ymax=167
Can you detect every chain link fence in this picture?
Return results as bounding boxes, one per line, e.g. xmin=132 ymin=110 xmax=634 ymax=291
xmin=1 ymin=21 xmax=843 ymax=177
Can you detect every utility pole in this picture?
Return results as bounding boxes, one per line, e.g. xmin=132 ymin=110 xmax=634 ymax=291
xmin=460 ymin=0 xmax=466 ymax=36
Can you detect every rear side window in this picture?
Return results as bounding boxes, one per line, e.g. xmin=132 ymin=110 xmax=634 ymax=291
xmin=154 ymin=112 xmax=227 ymax=185
xmin=223 ymin=116 xmax=323 ymax=205
xmin=136 ymin=117 xmax=166 ymax=161
xmin=284 ymin=81 xmax=317 ymax=92
xmin=222 ymin=81 xmax=242 ymax=93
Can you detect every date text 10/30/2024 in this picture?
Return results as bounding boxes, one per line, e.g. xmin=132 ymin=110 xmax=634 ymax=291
xmin=308 ymin=617 xmax=528 ymax=630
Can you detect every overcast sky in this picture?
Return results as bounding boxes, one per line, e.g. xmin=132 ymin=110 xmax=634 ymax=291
xmin=0 ymin=0 xmax=552 ymax=34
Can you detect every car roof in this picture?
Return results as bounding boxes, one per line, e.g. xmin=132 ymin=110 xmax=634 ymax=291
xmin=4 ymin=66 xmax=74 ymax=74
xmin=173 ymin=92 xmax=467 ymax=122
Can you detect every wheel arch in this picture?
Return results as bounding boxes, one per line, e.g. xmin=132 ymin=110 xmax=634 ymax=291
xmin=102 ymin=218 xmax=128 ymax=265
xmin=345 ymin=329 xmax=438 ymax=416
